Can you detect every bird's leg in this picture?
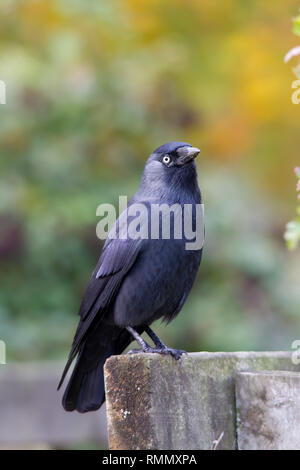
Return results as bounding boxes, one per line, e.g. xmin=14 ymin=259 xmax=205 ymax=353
xmin=127 ymin=325 xmax=187 ymax=361
xmin=145 ymin=326 xmax=187 ymax=361
xmin=126 ymin=326 xmax=152 ymax=352
xmin=145 ymin=326 xmax=167 ymax=349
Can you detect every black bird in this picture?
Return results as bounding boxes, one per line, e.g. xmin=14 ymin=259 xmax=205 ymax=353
xmin=58 ymin=142 xmax=203 ymax=412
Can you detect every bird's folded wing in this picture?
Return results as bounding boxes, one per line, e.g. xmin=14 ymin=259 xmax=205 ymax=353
xmin=79 ymin=238 xmax=142 ymax=328
xmin=77 ymin=204 xmax=147 ymax=319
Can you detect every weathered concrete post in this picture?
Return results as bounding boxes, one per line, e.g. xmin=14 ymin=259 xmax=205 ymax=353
xmin=104 ymin=351 xmax=299 ymax=450
xmin=236 ymin=370 xmax=300 ymax=450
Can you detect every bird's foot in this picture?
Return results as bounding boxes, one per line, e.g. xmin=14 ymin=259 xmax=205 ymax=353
xmin=158 ymin=347 xmax=187 ymax=361
xmin=127 ymin=346 xmax=187 ymax=361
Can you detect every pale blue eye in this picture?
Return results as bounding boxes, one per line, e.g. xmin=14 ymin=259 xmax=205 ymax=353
xmin=163 ymin=155 xmax=170 ymax=164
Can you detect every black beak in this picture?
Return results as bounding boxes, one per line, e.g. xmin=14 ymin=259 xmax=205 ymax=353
xmin=176 ymin=146 xmax=200 ymax=165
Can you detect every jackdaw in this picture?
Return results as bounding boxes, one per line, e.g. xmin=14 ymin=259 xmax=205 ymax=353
xmin=58 ymin=141 xmax=203 ymax=412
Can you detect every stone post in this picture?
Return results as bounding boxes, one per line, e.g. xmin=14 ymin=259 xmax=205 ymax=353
xmin=236 ymin=370 xmax=300 ymax=450
xmin=104 ymin=351 xmax=299 ymax=450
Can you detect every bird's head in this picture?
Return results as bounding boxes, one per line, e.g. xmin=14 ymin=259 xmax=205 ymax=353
xmin=139 ymin=142 xmax=200 ymax=200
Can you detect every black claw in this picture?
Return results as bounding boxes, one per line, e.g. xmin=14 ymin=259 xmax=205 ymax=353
xmin=163 ymin=348 xmax=187 ymax=361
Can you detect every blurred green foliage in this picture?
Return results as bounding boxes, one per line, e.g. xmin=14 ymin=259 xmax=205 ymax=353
xmin=293 ymin=11 xmax=300 ymax=36
xmin=285 ymin=14 xmax=300 ymax=249
xmin=0 ymin=0 xmax=300 ymax=361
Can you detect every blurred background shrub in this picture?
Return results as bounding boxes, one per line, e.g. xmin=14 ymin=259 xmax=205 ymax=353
xmin=285 ymin=14 xmax=300 ymax=249
xmin=0 ymin=0 xmax=300 ymax=363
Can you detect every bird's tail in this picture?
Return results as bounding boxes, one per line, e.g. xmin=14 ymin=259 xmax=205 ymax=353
xmin=61 ymin=344 xmax=113 ymax=413
xmin=60 ymin=324 xmax=134 ymax=413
